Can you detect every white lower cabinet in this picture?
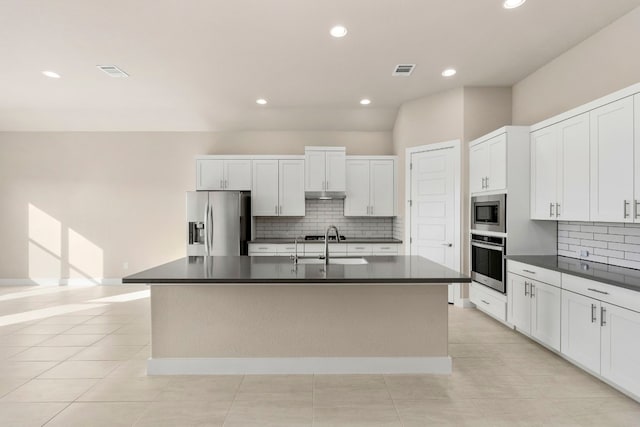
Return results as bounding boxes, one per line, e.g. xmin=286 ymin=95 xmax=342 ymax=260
xmin=470 ymin=282 xmax=507 ymax=322
xmin=507 ymin=272 xmax=561 ymax=351
xmin=600 ymin=302 xmax=640 ymax=397
xmin=561 ymin=290 xmax=601 ymax=373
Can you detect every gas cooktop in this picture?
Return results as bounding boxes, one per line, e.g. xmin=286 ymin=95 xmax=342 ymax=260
xmin=304 ymin=235 xmax=346 ymax=241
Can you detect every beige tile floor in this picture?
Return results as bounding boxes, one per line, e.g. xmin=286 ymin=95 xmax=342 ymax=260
xmin=0 ymin=285 xmax=639 ymax=426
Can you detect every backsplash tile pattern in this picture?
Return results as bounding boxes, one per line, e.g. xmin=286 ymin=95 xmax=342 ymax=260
xmin=392 ymin=216 xmax=404 ymax=241
xmin=255 ymin=199 xmax=393 ymax=239
xmin=558 ymin=221 xmax=640 ymax=270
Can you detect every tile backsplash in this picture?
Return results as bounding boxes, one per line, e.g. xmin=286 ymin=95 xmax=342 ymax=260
xmin=558 ymin=221 xmax=640 ymax=270
xmin=255 ymin=199 xmax=393 ymax=239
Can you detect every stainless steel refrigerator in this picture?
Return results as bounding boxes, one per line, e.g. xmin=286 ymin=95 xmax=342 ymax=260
xmin=186 ymin=191 xmax=251 ymax=256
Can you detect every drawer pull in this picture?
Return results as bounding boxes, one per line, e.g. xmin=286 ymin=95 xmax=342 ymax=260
xmin=591 ymin=304 xmax=596 ymax=323
xmin=379 ymin=247 xmax=390 ymax=250
xmin=354 ymin=247 xmax=365 ymax=249
xmin=522 ymin=269 xmax=536 ymax=274
xmin=588 ymin=288 xmax=609 ymax=295
xmin=481 ymin=300 xmax=490 ymax=305
xmin=258 ymin=247 xmax=268 ymax=250
xmin=601 ymin=306 xmax=607 ymax=327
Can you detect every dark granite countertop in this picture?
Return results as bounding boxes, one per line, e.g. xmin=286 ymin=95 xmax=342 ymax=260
xmin=508 ymin=255 xmax=640 ymax=293
xmin=123 ymin=255 xmax=469 ymax=285
xmin=249 ymin=238 xmax=403 ymax=244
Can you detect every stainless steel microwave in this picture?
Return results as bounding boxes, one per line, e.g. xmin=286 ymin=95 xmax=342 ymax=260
xmin=471 ymin=194 xmax=506 ymax=234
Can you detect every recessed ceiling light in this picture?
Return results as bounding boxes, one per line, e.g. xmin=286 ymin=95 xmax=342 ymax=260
xmin=360 ymin=99 xmax=371 ymax=105
xmin=503 ymin=0 xmax=526 ymax=9
xmin=441 ymin=68 xmax=457 ymax=77
xmin=42 ymin=70 xmax=61 ymax=79
xmin=256 ymin=98 xmax=267 ymax=105
xmin=330 ymin=25 xmax=348 ymax=38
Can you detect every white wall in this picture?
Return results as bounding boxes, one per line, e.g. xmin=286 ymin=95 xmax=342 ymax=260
xmin=0 ymin=131 xmax=392 ymax=282
xmin=513 ymin=6 xmax=640 ymax=125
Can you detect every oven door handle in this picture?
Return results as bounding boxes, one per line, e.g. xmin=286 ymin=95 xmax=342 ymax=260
xmin=471 ymin=242 xmax=504 ymax=252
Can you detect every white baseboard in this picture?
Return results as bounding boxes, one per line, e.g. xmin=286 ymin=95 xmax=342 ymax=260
xmin=0 ymin=278 xmax=123 ymax=286
xmin=147 ymin=356 xmax=452 ymax=375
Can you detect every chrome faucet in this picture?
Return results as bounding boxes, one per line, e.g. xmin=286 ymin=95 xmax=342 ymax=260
xmin=290 ymin=236 xmax=301 ymax=265
xmin=324 ymin=225 xmax=340 ymax=265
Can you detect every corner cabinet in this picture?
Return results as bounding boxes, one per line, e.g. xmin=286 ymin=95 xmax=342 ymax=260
xmin=252 ymin=157 xmax=305 ymax=217
xmin=469 ymin=133 xmax=506 ymax=194
xmin=344 ymin=157 xmax=397 ymax=217
xmin=196 ymin=157 xmax=252 ymax=191
xmin=530 ymin=113 xmax=590 ymax=220
xmin=305 ymin=147 xmax=346 ymax=192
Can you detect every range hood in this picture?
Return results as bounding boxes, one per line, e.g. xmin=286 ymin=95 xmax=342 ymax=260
xmin=305 ymin=190 xmax=346 ymax=200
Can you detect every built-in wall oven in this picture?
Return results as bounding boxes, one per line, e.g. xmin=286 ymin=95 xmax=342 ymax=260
xmin=471 ymin=194 xmax=506 ymax=233
xmin=471 ymin=234 xmax=506 ymax=294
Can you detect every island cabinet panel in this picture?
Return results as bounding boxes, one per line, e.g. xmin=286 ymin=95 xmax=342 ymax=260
xmin=590 ymin=96 xmax=635 ymax=222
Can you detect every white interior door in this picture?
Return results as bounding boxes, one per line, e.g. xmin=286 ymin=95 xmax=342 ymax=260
xmin=410 ymin=147 xmax=457 ymax=303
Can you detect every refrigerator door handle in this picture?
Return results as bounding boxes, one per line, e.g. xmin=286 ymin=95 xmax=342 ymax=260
xmin=209 ymin=200 xmax=214 ymax=255
xmin=204 ymin=202 xmax=210 ymax=255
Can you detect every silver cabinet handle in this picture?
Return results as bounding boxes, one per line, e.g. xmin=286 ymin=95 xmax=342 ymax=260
xmin=624 ymin=200 xmax=630 ymax=219
xmin=591 ymin=304 xmax=597 ymax=323
xmin=441 ymin=243 xmax=453 ymax=247
xmin=485 ymin=176 xmax=489 ymax=188
xmin=523 ymin=269 xmax=536 ymax=275
xmin=524 ymin=282 xmax=529 ymax=296
xmin=530 ymin=284 xmax=535 ymax=298
xmin=601 ymin=306 xmax=607 ymax=326
xmin=379 ymin=247 xmax=390 ymax=250
xmin=481 ymin=300 xmax=490 ymax=305
xmin=482 ymin=177 xmax=486 ymax=189
xmin=635 ymin=200 xmax=640 ymax=219
xmin=370 ymin=205 xmax=374 ymax=215
xmin=556 ymin=203 xmax=560 ymax=218
xmin=279 ymin=205 xmax=282 ymax=215
xmin=587 ymin=288 xmax=609 ymax=295
xmin=550 ymin=202 xmax=554 ymax=218
xmin=204 ymin=203 xmax=210 ymax=255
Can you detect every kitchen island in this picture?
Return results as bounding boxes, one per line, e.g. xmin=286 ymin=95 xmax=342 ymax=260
xmin=124 ymin=255 xmax=470 ymax=375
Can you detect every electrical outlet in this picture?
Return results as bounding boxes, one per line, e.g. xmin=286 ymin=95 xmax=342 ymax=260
xmin=123 ymin=262 xmax=129 ymax=270
xmin=579 ymin=249 xmax=589 ymax=257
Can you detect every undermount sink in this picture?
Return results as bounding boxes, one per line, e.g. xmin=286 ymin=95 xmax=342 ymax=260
xmin=296 ymin=257 xmax=368 ymax=265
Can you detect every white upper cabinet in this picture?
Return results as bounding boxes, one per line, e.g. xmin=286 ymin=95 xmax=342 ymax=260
xmin=634 ymin=94 xmax=640 ymax=223
xmin=252 ymin=158 xmax=305 ymax=217
xmin=469 ymin=134 xmax=506 ymax=195
xmin=531 ymin=113 xmax=589 ymax=221
xmin=196 ymin=158 xmax=251 ymax=191
xmin=252 ymin=160 xmax=279 ymax=216
xmin=590 ymin=96 xmax=634 ymax=222
xmin=344 ymin=157 xmax=396 ymax=217
xmin=279 ymin=159 xmax=305 ymax=216
xmin=305 ymin=147 xmax=346 ymax=192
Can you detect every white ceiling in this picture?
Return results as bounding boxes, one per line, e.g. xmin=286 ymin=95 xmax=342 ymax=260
xmin=1 ymin=0 xmax=639 ymax=132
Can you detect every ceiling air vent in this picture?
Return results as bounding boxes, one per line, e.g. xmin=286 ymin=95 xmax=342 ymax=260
xmin=392 ymin=64 xmax=415 ymax=76
xmin=96 ymin=65 xmax=129 ymax=78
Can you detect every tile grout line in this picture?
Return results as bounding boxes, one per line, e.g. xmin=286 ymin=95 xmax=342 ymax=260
xmin=221 ymin=374 xmax=246 ymax=426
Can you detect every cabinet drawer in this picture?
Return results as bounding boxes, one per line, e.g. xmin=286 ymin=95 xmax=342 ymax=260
xmin=303 ymin=243 xmax=346 ymax=255
xmin=347 ymin=244 xmax=373 ymax=255
xmin=562 ymin=274 xmax=640 ymax=313
xmin=248 ymin=244 xmax=277 ymax=255
xmin=276 ymin=244 xmax=298 ymax=255
xmin=470 ymin=282 xmax=507 ymax=322
xmin=372 ymin=244 xmax=398 ymax=255
xmin=507 ymin=260 xmax=561 ymax=287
